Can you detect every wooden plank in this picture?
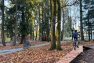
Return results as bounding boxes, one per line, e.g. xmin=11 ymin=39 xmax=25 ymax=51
xmin=57 ymin=45 xmax=83 ymax=63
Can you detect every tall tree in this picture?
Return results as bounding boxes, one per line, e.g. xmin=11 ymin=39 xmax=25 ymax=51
xmin=49 ymin=0 xmax=56 ymax=50
xmin=13 ymin=0 xmax=18 ymax=46
xmin=39 ymin=4 xmax=42 ymax=41
xmin=56 ymin=0 xmax=62 ymax=50
xmin=80 ymin=0 xmax=84 ymax=41
xmin=1 ymin=0 xmax=6 ymax=46
xmin=45 ymin=0 xmax=50 ymax=41
xmin=83 ymin=0 xmax=94 ymax=41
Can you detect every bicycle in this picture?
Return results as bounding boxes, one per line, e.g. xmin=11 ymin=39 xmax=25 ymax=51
xmin=73 ymin=38 xmax=79 ymax=50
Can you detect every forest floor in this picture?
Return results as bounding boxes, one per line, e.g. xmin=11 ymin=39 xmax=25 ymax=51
xmin=0 ymin=41 xmax=94 ymax=63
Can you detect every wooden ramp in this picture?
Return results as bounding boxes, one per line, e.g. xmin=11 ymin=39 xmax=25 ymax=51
xmin=57 ymin=45 xmax=83 ymax=63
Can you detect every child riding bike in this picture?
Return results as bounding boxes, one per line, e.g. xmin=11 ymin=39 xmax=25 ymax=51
xmin=73 ymin=30 xmax=79 ymax=50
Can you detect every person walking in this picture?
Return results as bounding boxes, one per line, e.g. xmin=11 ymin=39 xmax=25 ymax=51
xmin=73 ymin=30 xmax=79 ymax=50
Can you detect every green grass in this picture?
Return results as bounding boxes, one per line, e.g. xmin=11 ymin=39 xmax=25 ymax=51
xmin=5 ymin=37 xmax=11 ymax=43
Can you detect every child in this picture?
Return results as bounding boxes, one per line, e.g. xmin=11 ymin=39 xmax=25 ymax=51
xmin=73 ymin=30 xmax=79 ymax=50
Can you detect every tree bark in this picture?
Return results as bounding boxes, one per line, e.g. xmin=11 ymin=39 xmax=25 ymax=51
xmin=20 ymin=5 xmax=25 ymax=44
xmin=20 ymin=35 xmax=25 ymax=44
xmin=1 ymin=0 xmax=6 ymax=46
xmin=61 ymin=9 xmax=65 ymax=41
xmin=56 ymin=0 xmax=62 ymax=50
xmin=39 ymin=5 xmax=41 ymax=41
xmin=49 ymin=0 xmax=56 ymax=50
xmin=46 ymin=0 xmax=50 ymax=42
xmin=13 ymin=0 xmax=17 ymax=46
xmin=80 ymin=0 xmax=84 ymax=41
xmin=88 ymin=12 xmax=90 ymax=41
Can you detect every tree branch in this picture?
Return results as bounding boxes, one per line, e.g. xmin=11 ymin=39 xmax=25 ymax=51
xmin=61 ymin=0 xmax=79 ymax=8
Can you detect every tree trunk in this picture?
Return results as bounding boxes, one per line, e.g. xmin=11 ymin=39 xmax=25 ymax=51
xmin=56 ymin=0 xmax=62 ymax=50
xmin=20 ymin=35 xmax=25 ymax=44
xmin=1 ymin=0 xmax=6 ymax=46
xmin=61 ymin=9 xmax=65 ymax=41
xmin=46 ymin=0 xmax=50 ymax=42
xmin=13 ymin=0 xmax=17 ymax=46
xmin=36 ymin=30 xmax=37 ymax=40
xmin=87 ymin=10 xmax=91 ymax=41
xmin=41 ymin=4 xmax=44 ymax=41
xmin=90 ymin=27 xmax=92 ymax=40
xmin=32 ymin=30 xmax=34 ymax=40
xmin=49 ymin=0 xmax=56 ymax=50
xmin=39 ymin=5 xmax=41 ymax=41
xmin=20 ymin=6 xmax=25 ymax=44
xmin=80 ymin=0 xmax=84 ymax=41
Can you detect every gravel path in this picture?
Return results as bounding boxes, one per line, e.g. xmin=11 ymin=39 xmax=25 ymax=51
xmin=0 ymin=43 xmax=49 ymax=55
xmin=0 ymin=41 xmax=68 ymax=55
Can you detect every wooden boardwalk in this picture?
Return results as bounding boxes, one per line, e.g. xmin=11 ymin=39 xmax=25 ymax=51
xmin=57 ymin=45 xmax=83 ymax=63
